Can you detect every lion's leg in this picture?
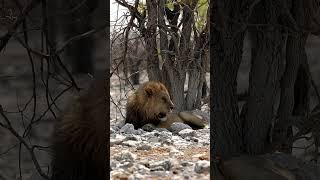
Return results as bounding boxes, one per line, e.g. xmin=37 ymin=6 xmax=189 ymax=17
xmin=156 ymin=113 xmax=184 ymax=129
xmin=178 ymin=111 xmax=207 ymax=128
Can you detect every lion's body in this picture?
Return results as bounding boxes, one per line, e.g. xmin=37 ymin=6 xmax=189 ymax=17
xmin=125 ymin=81 xmax=207 ymax=129
xmin=51 ymin=77 xmax=107 ymax=180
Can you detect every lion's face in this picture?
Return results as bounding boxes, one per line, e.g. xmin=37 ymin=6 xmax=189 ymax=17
xmin=142 ymin=82 xmax=174 ymax=122
xmin=151 ymin=91 xmax=174 ymax=121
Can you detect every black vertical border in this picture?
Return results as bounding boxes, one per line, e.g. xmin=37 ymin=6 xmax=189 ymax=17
xmin=209 ymin=0 xmax=215 ymax=179
xmin=105 ymin=0 xmax=111 ymax=179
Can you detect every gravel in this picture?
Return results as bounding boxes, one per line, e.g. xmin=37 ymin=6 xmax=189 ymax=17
xmin=110 ymin=122 xmax=210 ymax=179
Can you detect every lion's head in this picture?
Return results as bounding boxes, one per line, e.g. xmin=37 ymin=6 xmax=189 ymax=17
xmin=126 ymin=81 xmax=175 ymax=128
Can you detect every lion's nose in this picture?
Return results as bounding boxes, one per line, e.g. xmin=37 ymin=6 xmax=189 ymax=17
xmin=170 ymin=104 xmax=174 ymax=110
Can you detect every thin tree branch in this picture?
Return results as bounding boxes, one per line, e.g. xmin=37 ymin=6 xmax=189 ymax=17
xmin=0 ymin=0 xmax=41 ymax=53
xmin=0 ymin=105 xmax=50 ymax=180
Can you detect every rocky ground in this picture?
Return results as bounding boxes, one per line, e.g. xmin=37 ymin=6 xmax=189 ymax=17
xmin=110 ymin=123 xmax=210 ymax=180
xmin=110 ymin=74 xmax=211 ymax=180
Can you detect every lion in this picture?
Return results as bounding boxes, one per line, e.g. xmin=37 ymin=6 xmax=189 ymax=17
xmin=51 ymin=76 xmax=107 ymax=180
xmin=125 ymin=81 xmax=208 ymax=129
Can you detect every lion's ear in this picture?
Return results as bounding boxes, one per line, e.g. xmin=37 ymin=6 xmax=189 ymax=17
xmin=145 ymin=87 xmax=153 ymax=97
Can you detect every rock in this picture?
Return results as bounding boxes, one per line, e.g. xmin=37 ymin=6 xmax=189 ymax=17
xmin=114 ymin=151 xmax=137 ymax=162
xmin=172 ymin=135 xmax=193 ymax=147
xmin=150 ymin=160 xmax=172 ymax=171
xmin=110 ymin=134 xmax=126 ymax=146
xmin=151 ymin=136 xmax=161 ymax=143
xmin=128 ymin=174 xmax=135 ymax=180
xmin=169 ymin=147 xmax=184 ymax=157
xmin=110 ymin=109 xmax=210 ymax=179
xmin=110 ymin=160 xmax=118 ymax=170
xmin=168 ymin=122 xmax=192 ymax=134
xmin=194 ymin=160 xmax=210 ymax=173
xmin=139 ymin=159 xmax=150 ymax=168
xmin=158 ymin=131 xmax=173 ymax=143
xmin=181 ymin=161 xmax=194 ymax=167
xmin=150 ymin=166 xmax=165 ymax=171
xmin=155 ymin=128 xmax=170 ymax=132
xmin=124 ymin=134 xmax=139 ymax=141
xmin=122 ymin=140 xmax=140 ymax=147
xmin=192 ymin=153 xmax=208 ymax=160
xmin=137 ymin=144 xmax=152 ymax=151
xmin=161 ymin=139 xmax=173 ymax=145
xmin=190 ymin=137 xmax=199 ymax=142
xmin=133 ymin=128 xmax=145 ymax=135
xmin=120 ymin=123 xmax=136 ymax=134
xmin=136 ymin=164 xmax=150 ymax=174
xmin=178 ymin=129 xmax=195 ymax=138
xmin=158 ymin=131 xmax=172 ymax=138
xmin=118 ymin=161 xmax=134 ymax=169
xmin=111 ymin=124 xmax=121 ymax=133
xmin=110 ymin=127 xmax=117 ymax=134
xmin=142 ymin=124 xmax=156 ymax=132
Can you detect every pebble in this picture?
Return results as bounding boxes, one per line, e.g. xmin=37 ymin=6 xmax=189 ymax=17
xmin=114 ymin=151 xmax=137 ymax=162
xmin=194 ymin=160 xmax=210 ymax=173
xmin=150 ymin=160 xmax=172 ymax=171
xmin=141 ymin=124 xmax=156 ymax=132
xmin=168 ymin=122 xmax=192 ymax=134
xmin=137 ymin=144 xmax=152 ymax=150
xmin=120 ymin=123 xmax=136 ymax=134
xmin=169 ymin=147 xmax=184 ymax=157
xmin=178 ymin=129 xmax=195 ymax=138
xmin=122 ymin=140 xmax=140 ymax=147
xmin=110 ymin=134 xmax=126 ymax=146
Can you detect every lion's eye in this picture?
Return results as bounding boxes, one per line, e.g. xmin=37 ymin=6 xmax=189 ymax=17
xmin=162 ymin=97 xmax=166 ymax=102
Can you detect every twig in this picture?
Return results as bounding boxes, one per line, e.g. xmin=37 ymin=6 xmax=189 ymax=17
xmin=0 ymin=105 xmax=50 ymax=180
xmin=0 ymin=0 xmax=41 ymax=53
xmin=55 ymin=23 xmax=109 ymax=54
xmin=22 ymin=18 xmax=37 ymax=123
xmin=14 ymin=37 xmax=50 ymax=58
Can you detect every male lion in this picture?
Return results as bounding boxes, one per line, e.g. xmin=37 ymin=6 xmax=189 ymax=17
xmin=125 ymin=81 xmax=207 ymax=129
xmin=51 ymin=76 xmax=107 ymax=180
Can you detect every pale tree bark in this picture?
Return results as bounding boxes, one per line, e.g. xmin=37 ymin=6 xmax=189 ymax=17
xmin=167 ymin=1 xmax=201 ymax=111
xmin=145 ymin=0 xmax=161 ymax=81
xmin=149 ymin=0 xmax=203 ymax=111
xmin=187 ymin=30 xmax=208 ymax=109
xmin=158 ymin=0 xmax=184 ymax=111
xmin=186 ymin=1 xmax=209 ymax=110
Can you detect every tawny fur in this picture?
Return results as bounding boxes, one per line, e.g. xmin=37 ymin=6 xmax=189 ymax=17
xmin=219 ymin=155 xmax=296 ymax=180
xmin=157 ymin=112 xmax=207 ymax=129
xmin=125 ymin=81 xmax=207 ymax=129
xmin=51 ymin=77 xmax=107 ymax=180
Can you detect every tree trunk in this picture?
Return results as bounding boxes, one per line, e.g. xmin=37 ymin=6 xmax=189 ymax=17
xmin=273 ymin=0 xmax=310 ymax=153
xmin=211 ymin=0 xmax=246 ymax=158
xmin=185 ymin=5 xmax=203 ymax=111
xmin=156 ymin=0 xmax=186 ymax=111
xmin=145 ymin=0 xmax=161 ymax=81
xmin=243 ymin=1 xmax=287 ymax=154
xmin=62 ymin=0 xmax=97 ymax=74
xmin=141 ymin=0 xmax=208 ymax=111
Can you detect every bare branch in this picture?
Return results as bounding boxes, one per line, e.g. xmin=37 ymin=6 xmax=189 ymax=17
xmin=55 ymin=22 xmax=109 ymax=54
xmin=0 ymin=105 xmax=50 ymax=180
xmin=0 ymin=0 xmax=41 ymax=53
